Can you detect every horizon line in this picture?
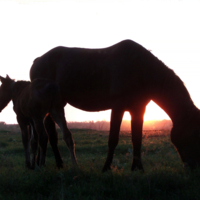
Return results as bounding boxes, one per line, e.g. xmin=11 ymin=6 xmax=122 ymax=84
xmin=0 ymin=119 xmax=172 ymax=125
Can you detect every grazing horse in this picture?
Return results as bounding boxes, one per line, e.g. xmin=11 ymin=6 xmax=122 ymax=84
xmin=30 ymin=39 xmax=200 ymax=171
xmin=0 ymin=75 xmax=77 ymax=169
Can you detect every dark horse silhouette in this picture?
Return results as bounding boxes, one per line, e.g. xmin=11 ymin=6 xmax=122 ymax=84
xmin=30 ymin=39 xmax=200 ymax=171
xmin=0 ymin=75 xmax=77 ymax=169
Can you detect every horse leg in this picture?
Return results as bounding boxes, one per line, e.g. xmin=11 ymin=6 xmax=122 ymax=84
xmin=129 ymin=106 xmax=146 ymax=171
xmin=17 ymin=117 xmax=31 ymax=169
xmin=44 ymin=115 xmax=64 ymax=168
xmin=50 ymin=109 xmax=77 ymax=167
xmin=36 ymin=148 xmax=41 ymax=166
xmin=102 ymin=108 xmax=124 ymax=172
xmin=29 ymin=122 xmax=38 ymax=169
xmin=33 ymin=118 xmax=48 ymax=167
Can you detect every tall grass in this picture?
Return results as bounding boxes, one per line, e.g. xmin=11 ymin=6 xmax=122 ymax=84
xmin=0 ymin=129 xmax=200 ymax=200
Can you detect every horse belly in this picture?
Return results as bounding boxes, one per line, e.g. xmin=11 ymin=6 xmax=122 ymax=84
xmin=61 ymin=80 xmax=148 ymax=112
xmin=60 ymin=80 xmax=112 ymax=111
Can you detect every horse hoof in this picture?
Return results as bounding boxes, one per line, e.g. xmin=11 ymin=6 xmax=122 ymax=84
xmin=102 ymin=165 xmax=111 ymax=172
xmin=26 ymin=161 xmax=32 ymax=169
xmin=131 ymin=164 xmax=144 ymax=172
xmin=56 ymin=163 xmax=64 ymax=169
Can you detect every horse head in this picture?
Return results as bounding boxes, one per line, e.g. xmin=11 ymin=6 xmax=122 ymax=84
xmin=0 ymin=75 xmax=15 ymax=112
xmin=171 ymin=110 xmax=200 ymax=169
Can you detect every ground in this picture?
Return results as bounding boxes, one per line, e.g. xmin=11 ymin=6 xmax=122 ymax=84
xmin=0 ymin=128 xmax=200 ymax=200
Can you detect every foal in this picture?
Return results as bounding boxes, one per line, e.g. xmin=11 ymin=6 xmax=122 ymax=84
xmin=0 ymin=75 xmax=77 ymax=169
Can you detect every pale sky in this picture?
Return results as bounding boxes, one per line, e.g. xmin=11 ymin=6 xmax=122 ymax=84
xmin=0 ymin=0 xmax=200 ymax=124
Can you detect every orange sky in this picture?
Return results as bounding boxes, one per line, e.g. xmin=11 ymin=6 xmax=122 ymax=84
xmin=0 ymin=0 xmax=199 ymax=124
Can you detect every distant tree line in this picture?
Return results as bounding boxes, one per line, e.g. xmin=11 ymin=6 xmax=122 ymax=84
xmin=0 ymin=119 xmax=172 ymax=132
xmin=67 ymin=119 xmax=172 ymax=131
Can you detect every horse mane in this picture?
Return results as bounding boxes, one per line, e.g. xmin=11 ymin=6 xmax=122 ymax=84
xmin=147 ymin=52 xmax=196 ymax=121
xmin=141 ymin=45 xmax=192 ymax=102
xmin=12 ymin=81 xmax=30 ymax=97
xmin=158 ymin=59 xmax=193 ymax=104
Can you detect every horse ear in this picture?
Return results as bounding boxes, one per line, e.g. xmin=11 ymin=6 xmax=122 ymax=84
xmin=6 ymin=75 xmax=11 ymax=80
xmin=0 ymin=76 xmax=5 ymax=83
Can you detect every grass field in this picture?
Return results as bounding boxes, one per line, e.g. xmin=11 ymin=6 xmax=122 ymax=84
xmin=0 ymin=128 xmax=200 ymax=200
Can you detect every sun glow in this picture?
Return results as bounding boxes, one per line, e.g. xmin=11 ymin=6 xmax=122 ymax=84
xmin=144 ymin=101 xmax=170 ymax=121
xmin=122 ymin=101 xmax=170 ymax=121
xmin=64 ymin=101 xmax=170 ymax=123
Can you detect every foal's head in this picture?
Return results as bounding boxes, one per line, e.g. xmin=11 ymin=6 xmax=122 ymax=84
xmin=0 ymin=75 xmax=15 ymax=112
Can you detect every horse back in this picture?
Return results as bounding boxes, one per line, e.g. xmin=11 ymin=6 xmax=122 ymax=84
xmin=29 ymin=40 xmax=174 ymax=111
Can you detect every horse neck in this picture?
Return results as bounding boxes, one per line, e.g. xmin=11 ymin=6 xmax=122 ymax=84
xmin=12 ymin=81 xmax=30 ymax=103
xmin=152 ymin=69 xmax=197 ymax=123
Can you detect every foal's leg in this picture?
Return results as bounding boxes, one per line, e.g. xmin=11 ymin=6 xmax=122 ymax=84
xmin=102 ymin=108 xmax=124 ymax=172
xmin=17 ymin=117 xmax=31 ymax=169
xmin=33 ymin=118 xmax=48 ymax=167
xmin=50 ymin=109 xmax=77 ymax=166
xmin=44 ymin=115 xmax=63 ymax=168
xmin=29 ymin=122 xmax=38 ymax=169
xmin=130 ymin=106 xmax=146 ymax=171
